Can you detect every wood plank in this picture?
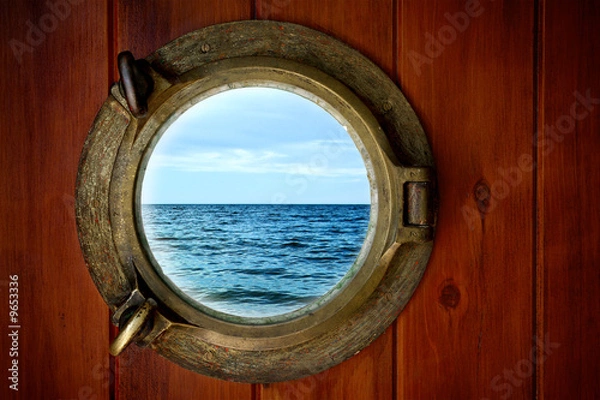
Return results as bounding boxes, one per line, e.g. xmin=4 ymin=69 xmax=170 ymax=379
xmin=117 ymin=0 xmax=251 ymax=59
xmin=115 ymin=1 xmax=255 ymax=399
xmin=538 ymin=1 xmax=600 ymax=398
xmin=396 ymin=1 xmax=535 ymax=398
xmin=0 ymin=1 xmax=111 ymax=399
xmin=257 ymin=0 xmax=395 ymax=75
xmin=257 ymin=1 xmax=395 ymax=399
xmin=259 ymin=326 xmax=394 ymax=400
xmin=119 ymin=345 xmax=253 ymax=399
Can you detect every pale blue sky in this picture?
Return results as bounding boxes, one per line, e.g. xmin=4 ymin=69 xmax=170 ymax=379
xmin=141 ymin=87 xmax=370 ymax=204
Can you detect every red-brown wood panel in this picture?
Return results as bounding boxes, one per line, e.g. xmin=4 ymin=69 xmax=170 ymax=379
xmin=259 ymin=329 xmax=394 ymax=400
xmin=396 ymin=1 xmax=535 ymax=399
xmin=2 ymin=1 xmax=598 ymax=399
xmin=538 ymin=1 xmax=600 ymax=398
xmin=257 ymin=0 xmax=395 ymax=75
xmin=114 ymin=1 xmax=255 ymax=399
xmin=0 ymin=1 xmax=110 ymax=399
xmin=256 ymin=1 xmax=395 ymax=399
xmin=117 ymin=0 xmax=250 ymax=62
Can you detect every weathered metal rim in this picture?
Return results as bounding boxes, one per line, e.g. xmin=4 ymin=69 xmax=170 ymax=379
xmin=111 ymin=57 xmax=398 ymax=342
xmin=75 ymin=20 xmax=436 ymax=383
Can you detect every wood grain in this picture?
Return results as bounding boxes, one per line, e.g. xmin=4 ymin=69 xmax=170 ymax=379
xmin=256 ymin=0 xmax=395 ymax=75
xmin=117 ymin=0 xmax=251 ymax=59
xmin=538 ymin=0 xmax=600 ymax=398
xmin=114 ymin=1 xmax=254 ymax=399
xmin=2 ymin=1 xmax=598 ymax=399
xmin=397 ymin=1 xmax=535 ymax=398
xmin=259 ymin=326 xmax=394 ymax=400
xmin=256 ymin=1 xmax=395 ymax=399
xmin=0 ymin=1 xmax=111 ymax=399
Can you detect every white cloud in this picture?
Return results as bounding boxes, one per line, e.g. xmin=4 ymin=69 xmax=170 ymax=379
xmin=146 ymin=140 xmax=367 ymax=178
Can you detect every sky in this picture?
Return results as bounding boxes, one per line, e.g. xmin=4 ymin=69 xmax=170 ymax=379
xmin=141 ymin=87 xmax=371 ymax=205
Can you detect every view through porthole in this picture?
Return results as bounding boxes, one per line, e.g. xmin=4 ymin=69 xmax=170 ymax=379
xmin=139 ymin=87 xmax=373 ymax=319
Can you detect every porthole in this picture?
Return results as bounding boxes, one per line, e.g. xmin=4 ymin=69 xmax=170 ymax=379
xmin=139 ymin=86 xmax=374 ymax=323
xmin=76 ymin=21 xmax=437 ymax=383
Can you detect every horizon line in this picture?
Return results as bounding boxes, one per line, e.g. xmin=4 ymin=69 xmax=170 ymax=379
xmin=140 ymin=202 xmax=371 ymax=206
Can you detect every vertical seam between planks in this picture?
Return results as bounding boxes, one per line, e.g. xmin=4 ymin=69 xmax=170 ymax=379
xmin=533 ymin=0 xmax=546 ymax=399
xmin=108 ymin=1 xmax=118 ymax=399
xmin=391 ymin=0 xmax=399 ymax=84
xmin=108 ymin=0 xmax=118 ymax=84
xmin=392 ymin=322 xmax=398 ymax=400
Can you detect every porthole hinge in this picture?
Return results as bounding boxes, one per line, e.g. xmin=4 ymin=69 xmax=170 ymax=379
xmin=405 ymin=181 xmax=432 ymax=227
xmin=397 ymin=167 xmax=435 ymax=243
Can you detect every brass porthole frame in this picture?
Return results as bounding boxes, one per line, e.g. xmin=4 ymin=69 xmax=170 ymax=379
xmin=76 ymin=20 xmax=437 ymax=383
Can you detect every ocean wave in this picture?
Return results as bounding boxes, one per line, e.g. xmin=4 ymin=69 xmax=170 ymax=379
xmin=228 ymin=267 xmax=288 ymax=276
xmin=281 ymin=240 xmax=308 ymax=248
xmin=202 ymin=288 xmax=320 ymax=306
xmin=152 ymin=236 xmax=179 ymax=241
xmin=142 ymin=204 xmax=370 ymax=317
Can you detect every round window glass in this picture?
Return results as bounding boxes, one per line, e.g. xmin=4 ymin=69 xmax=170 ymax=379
xmin=139 ymin=87 xmax=373 ymax=319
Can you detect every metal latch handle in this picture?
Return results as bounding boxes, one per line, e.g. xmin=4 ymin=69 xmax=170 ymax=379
xmin=109 ymin=298 xmax=156 ymax=356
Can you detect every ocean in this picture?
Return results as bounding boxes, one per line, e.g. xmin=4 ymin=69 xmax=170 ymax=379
xmin=141 ymin=204 xmax=371 ymax=318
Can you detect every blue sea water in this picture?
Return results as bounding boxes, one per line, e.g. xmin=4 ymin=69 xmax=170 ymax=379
xmin=141 ymin=204 xmax=371 ymax=318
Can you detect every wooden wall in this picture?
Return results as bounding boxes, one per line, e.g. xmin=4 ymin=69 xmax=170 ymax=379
xmin=0 ymin=0 xmax=597 ymax=399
